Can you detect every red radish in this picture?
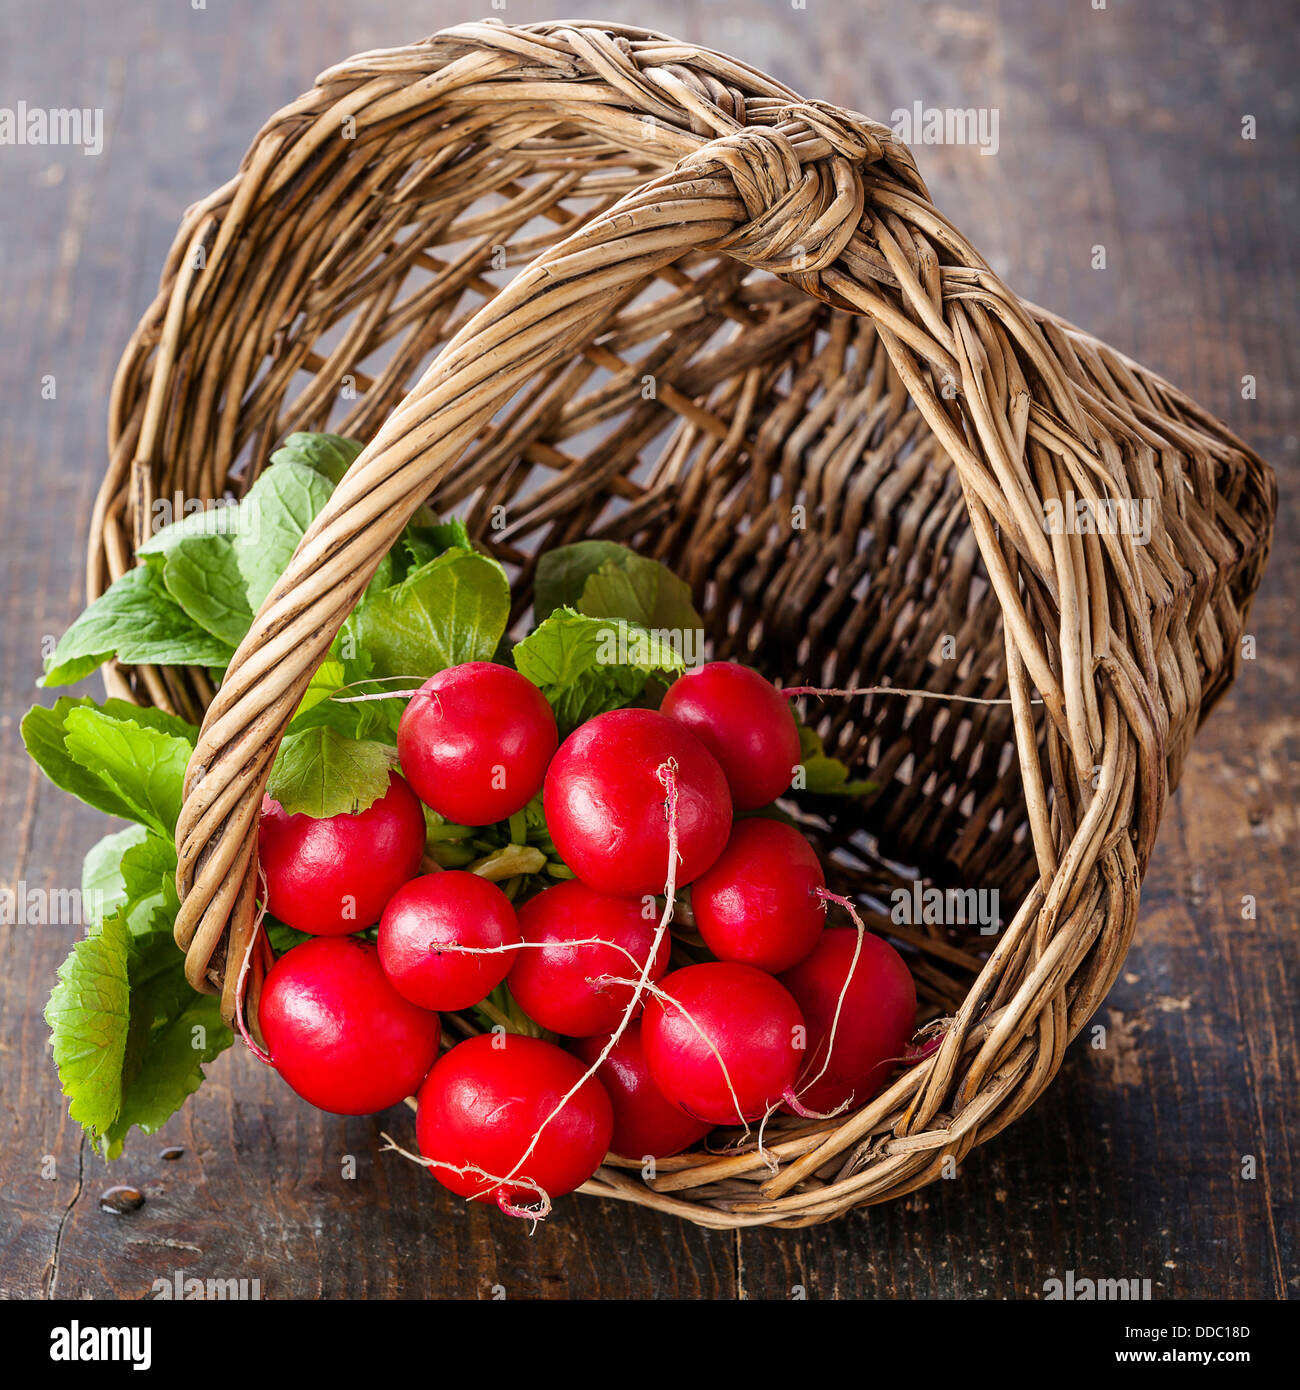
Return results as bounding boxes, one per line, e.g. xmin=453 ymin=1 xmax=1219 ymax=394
xmin=778 ymin=927 xmax=916 ymax=1113
xmin=660 ymin=661 xmax=801 ymax=810
xmin=259 ymin=937 xmax=440 ymax=1115
xmin=416 ymin=1033 xmax=613 ymax=1213
xmin=378 ymin=871 xmax=522 ymax=1011
xmin=571 ymin=1024 xmax=713 ymax=1160
xmin=543 ymin=708 xmax=731 ymax=897
xmin=397 ymin=661 xmax=558 ymax=826
xmin=641 ymin=962 xmax=805 ymax=1124
xmin=691 ymin=818 xmax=826 ymax=973
xmin=258 ymin=772 xmax=425 ymax=935
xmin=508 ymin=879 xmax=671 ymax=1036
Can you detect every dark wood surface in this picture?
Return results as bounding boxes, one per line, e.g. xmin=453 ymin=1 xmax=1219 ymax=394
xmin=1 ymin=0 xmax=1295 ymax=1300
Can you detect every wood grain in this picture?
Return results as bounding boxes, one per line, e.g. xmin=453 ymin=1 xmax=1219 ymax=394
xmin=0 ymin=0 xmax=1294 ymax=1298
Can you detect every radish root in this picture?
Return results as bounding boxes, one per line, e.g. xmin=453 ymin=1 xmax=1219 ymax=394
xmin=783 ymin=684 xmax=1039 ymax=707
xmin=379 ymin=1132 xmax=552 ymax=1229
xmin=780 ymin=886 xmax=868 ymax=1112
xmin=488 ymin=759 xmax=684 ymax=1194
xmin=430 ymin=936 xmax=648 ymax=977
xmin=590 ymin=973 xmax=755 ymax=1140
xmin=235 ymin=863 xmax=275 ymax=1066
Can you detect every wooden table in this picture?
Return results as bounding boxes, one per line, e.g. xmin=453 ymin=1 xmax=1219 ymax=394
xmin=1 ymin=0 xmax=1294 ymax=1300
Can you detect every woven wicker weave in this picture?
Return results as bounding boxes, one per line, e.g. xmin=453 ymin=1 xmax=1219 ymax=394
xmin=90 ymin=20 xmax=1275 ymax=1228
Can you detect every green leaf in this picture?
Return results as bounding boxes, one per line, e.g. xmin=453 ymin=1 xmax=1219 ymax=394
xmin=62 ymin=708 xmax=193 ymax=836
xmin=266 ymin=725 xmax=397 ymax=818
xmin=514 ymin=608 xmax=686 ymax=733
xmin=350 ymin=548 xmax=509 ymax=681
xmin=233 ymin=459 xmax=335 ymax=611
xmin=283 ymin=685 xmax=399 ymax=745
xmin=515 ymin=609 xmax=686 ymax=686
xmin=269 ymin=432 xmax=363 ymax=485
xmin=578 ymin=553 xmax=703 ymax=632
xmin=370 ymin=514 xmax=472 ymax=590
xmin=399 ymin=518 xmax=472 ymax=574
xmin=101 ymin=699 xmax=199 ymax=743
xmin=534 ymin=541 xmax=702 ymax=632
xmin=136 ymin=500 xmax=244 ymax=556
xmin=162 ymin=534 xmax=254 ymax=646
xmin=22 ymin=699 xmax=197 ymax=822
xmin=534 ymin=541 xmax=637 ymax=622
xmin=796 ymin=724 xmax=876 ymax=798
xmin=98 ymin=934 xmax=231 ymax=1160
xmin=80 ymin=825 xmax=151 ymax=927
xmin=352 ymin=693 xmax=403 ymax=745
xmin=23 ymin=701 xmax=129 ymax=817
xmin=549 ymin=666 xmax=646 ymax=734
xmin=119 ymin=831 xmax=178 ymax=890
xmin=291 ymin=658 xmax=346 ymax=722
xmin=49 ymin=824 xmax=231 ymax=1158
xmin=118 ymin=832 xmax=180 ymax=938
xmin=282 ymin=647 xmax=400 ymax=745
xmin=45 ymin=911 xmax=132 ymax=1135
xmin=41 ymin=564 xmax=236 ymax=686
xmin=365 ymin=551 xmax=397 ymax=599
xmin=266 ymin=920 xmax=313 ymax=954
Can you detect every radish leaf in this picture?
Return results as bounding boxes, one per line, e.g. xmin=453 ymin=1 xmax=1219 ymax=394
xmin=233 ymin=459 xmax=334 ymax=611
xmin=269 ymin=431 xmax=363 ymax=485
xmin=513 ymin=608 xmax=686 ymax=733
xmin=62 ymin=708 xmax=193 ymax=837
xmin=578 ymin=554 xmax=701 ymax=632
xmin=45 ymin=910 xmax=132 ymax=1137
xmin=40 ymin=564 xmax=235 ymax=686
xmin=22 ymin=699 xmax=196 ymax=823
xmin=796 ymin=724 xmax=876 ymax=798
xmin=162 ymin=534 xmax=254 ymax=646
xmin=349 ymin=548 xmax=508 ymax=680
xmin=267 ymin=725 xmax=397 ymax=818
xmin=533 ymin=540 xmax=636 ymax=622
xmin=80 ymin=825 xmax=152 ymax=927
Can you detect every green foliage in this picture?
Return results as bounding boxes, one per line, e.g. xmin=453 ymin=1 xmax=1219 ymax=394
xmin=266 ymin=726 xmax=397 ymax=818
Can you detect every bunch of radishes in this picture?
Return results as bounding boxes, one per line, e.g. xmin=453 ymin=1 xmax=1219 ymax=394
xmin=256 ymin=659 xmax=916 ymax=1218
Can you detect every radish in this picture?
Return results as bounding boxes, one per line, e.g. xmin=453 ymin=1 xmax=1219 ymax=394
xmin=660 ymin=661 xmax=801 ymax=810
xmin=378 ymin=871 xmax=522 ymax=1011
xmin=571 ymin=1023 xmax=713 ymax=1160
xmin=691 ymin=818 xmax=826 ymax=973
xmin=508 ymin=879 xmax=671 ymax=1036
xmin=641 ymin=962 xmax=805 ymax=1124
xmin=397 ymin=661 xmax=558 ymax=826
xmin=778 ymin=927 xmax=917 ymax=1113
xmin=415 ymin=1033 xmax=613 ymax=1215
xmin=259 ymin=937 xmax=441 ymax=1115
xmin=543 ymin=708 xmax=731 ymax=897
xmin=258 ymin=772 xmax=425 ymax=935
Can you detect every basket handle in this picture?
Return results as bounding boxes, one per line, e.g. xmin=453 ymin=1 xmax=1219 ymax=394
xmin=173 ymin=115 xmax=1137 ymax=1018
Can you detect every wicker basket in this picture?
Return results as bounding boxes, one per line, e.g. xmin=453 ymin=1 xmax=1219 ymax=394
xmin=90 ymin=20 xmax=1275 ymax=1228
